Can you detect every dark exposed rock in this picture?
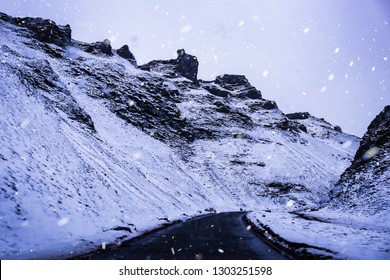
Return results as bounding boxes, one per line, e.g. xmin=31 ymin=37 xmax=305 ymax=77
xmin=263 ymin=100 xmax=278 ymax=110
xmin=286 ymin=112 xmax=310 ymax=120
xmin=15 ymin=58 xmax=95 ymax=131
xmin=352 ymin=105 xmax=389 ymax=164
xmin=333 ymin=125 xmax=342 ymax=133
xmin=215 ymin=74 xmax=248 ymax=86
xmin=248 ymin=100 xmax=278 ymax=111
xmin=138 ymin=49 xmax=199 ymax=84
xmin=266 ymin=182 xmax=309 ymax=194
xmin=0 ymin=12 xmax=71 ymax=47
xmin=277 ymin=119 xmax=307 ymax=134
xmin=298 ymin=124 xmax=308 ymax=133
xmin=176 ymin=49 xmax=199 ymax=83
xmin=74 ymin=39 xmax=114 ymax=56
xmin=84 ymin=39 xmax=113 ymax=56
xmin=116 ymin=45 xmax=137 ymax=66
xmin=213 ymin=101 xmax=230 ymax=113
xmin=203 ymin=85 xmax=230 ymax=98
xmin=331 ymin=106 xmax=390 ymax=215
xmin=215 ymin=74 xmax=262 ymax=99
xmin=138 ymin=59 xmax=179 ymax=78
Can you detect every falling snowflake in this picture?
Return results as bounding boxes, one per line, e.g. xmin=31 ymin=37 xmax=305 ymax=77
xmin=102 ymin=242 xmax=106 ymax=250
xmin=320 ymin=86 xmax=327 ymax=93
xmin=342 ymin=141 xmax=352 ymax=149
xmin=303 ymin=27 xmax=310 ymax=33
xmin=286 ymin=200 xmax=295 ymax=207
xmin=21 ymin=221 xmax=30 ymax=227
xmin=218 ymin=248 xmax=224 ymax=253
xmin=372 ymin=66 xmax=376 ymax=72
xmin=180 ymin=25 xmax=192 ymax=34
xmin=246 ymin=225 xmax=252 ymax=230
xmin=238 ymin=20 xmax=245 ymax=27
xmin=57 ymin=217 xmax=69 ymax=226
xmin=195 ymin=253 xmax=203 ymax=260
xmin=171 ymin=247 xmax=175 ymax=255
xmin=20 ymin=119 xmax=30 ymax=128
xmin=262 ymin=70 xmax=269 ymax=77
xmin=334 ymin=48 xmax=340 ymax=54
xmin=132 ymin=152 xmax=142 ymax=160
xmin=328 ymin=73 xmax=335 ymax=81
xmin=362 ymin=147 xmax=380 ymax=160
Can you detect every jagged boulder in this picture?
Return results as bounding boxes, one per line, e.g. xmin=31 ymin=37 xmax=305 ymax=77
xmin=176 ymin=49 xmax=199 ymax=83
xmin=352 ymin=105 xmax=389 ymax=163
xmin=116 ymin=45 xmax=137 ymax=66
xmin=83 ymin=39 xmax=113 ymax=56
xmin=286 ymin=112 xmax=310 ymax=120
xmin=263 ymin=100 xmax=278 ymax=110
xmin=215 ymin=74 xmax=248 ymax=86
xmin=139 ymin=49 xmax=199 ymax=84
xmin=277 ymin=119 xmax=307 ymax=133
xmin=138 ymin=59 xmax=179 ymax=78
xmin=215 ymin=74 xmax=262 ymax=99
xmin=333 ymin=125 xmax=342 ymax=133
xmin=0 ymin=12 xmax=71 ymax=47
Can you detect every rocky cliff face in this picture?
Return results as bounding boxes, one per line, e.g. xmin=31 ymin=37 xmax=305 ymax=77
xmin=331 ymin=106 xmax=390 ymax=216
xmin=0 ymin=13 xmax=363 ymax=258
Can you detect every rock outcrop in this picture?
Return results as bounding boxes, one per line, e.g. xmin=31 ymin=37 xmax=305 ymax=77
xmin=176 ymin=49 xmax=199 ymax=83
xmin=331 ymin=106 xmax=390 ymax=216
xmin=286 ymin=112 xmax=310 ymax=120
xmin=116 ymin=44 xmax=137 ymax=66
xmin=0 ymin=12 xmax=71 ymax=47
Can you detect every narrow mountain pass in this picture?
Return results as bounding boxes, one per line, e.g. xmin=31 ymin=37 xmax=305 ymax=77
xmin=83 ymin=212 xmax=291 ymax=260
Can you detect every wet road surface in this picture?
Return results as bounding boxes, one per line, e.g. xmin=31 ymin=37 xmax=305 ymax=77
xmin=85 ymin=212 xmax=290 ymax=260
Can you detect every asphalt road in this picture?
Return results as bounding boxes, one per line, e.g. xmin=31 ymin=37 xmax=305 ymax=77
xmin=85 ymin=212 xmax=290 ymax=260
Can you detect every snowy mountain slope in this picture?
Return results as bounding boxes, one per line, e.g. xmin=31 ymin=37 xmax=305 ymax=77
xmin=247 ymin=107 xmax=390 ymax=259
xmin=0 ymin=15 xmax=223 ymax=259
xmin=0 ymin=13 xmax=370 ymax=259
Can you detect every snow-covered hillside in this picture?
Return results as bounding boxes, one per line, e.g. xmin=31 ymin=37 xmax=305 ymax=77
xmin=247 ymin=106 xmax=390 ymax=259
xmin=1 ymin=12 xmax=387 ymax=260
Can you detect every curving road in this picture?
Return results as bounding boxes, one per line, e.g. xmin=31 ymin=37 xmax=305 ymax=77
xmin=84 ymin=212 xmax=291 ymax=260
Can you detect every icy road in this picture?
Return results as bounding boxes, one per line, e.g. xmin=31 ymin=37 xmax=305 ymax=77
xmin=82 ymin=212 xmax=291 ymax=260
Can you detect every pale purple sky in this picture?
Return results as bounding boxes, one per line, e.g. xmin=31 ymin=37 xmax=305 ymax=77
xmin=2 ymin=0 xmax=389 ymax=136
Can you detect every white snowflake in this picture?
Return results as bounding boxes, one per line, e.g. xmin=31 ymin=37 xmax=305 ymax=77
xmin=57 ymin=217 xmax=69 ymax=227
xmin=180 ymin=25 xmax=192 ymax=34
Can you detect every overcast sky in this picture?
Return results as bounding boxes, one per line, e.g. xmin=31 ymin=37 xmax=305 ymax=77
xmin=2 ymin=0 xmax=389 ymax=136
